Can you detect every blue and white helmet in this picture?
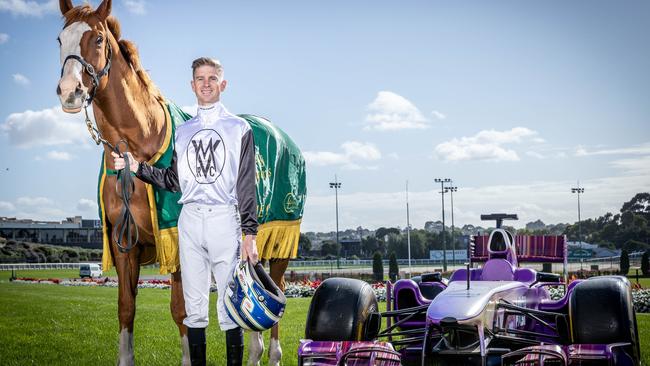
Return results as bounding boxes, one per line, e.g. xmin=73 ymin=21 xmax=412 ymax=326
xmin=224 ymin=260 xmax=286 ymax=331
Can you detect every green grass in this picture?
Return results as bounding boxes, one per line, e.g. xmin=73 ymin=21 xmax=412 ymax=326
xmin=0 ymin=281 xmax=311 ymax=366
xmin=0 ymin=277 xmax=648 ymax=365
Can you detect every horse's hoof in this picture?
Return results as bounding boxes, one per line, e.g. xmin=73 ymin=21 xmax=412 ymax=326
xmin=116 ymin=356 xmax=135 ymax=366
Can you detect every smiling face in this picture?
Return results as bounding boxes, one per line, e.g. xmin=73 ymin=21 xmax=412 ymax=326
xmin=191 ymin=65 xmax=227 ymax=106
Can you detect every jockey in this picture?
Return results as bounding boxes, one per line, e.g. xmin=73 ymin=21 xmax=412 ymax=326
xmin=113 ymin=57 xmax=258 ymax=366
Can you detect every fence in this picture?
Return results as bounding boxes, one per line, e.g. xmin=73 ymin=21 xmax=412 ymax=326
xmin=0 ymin=262 xmax=100 ymax=271
xmin=0 ymin=251 xmax=645 ymax=274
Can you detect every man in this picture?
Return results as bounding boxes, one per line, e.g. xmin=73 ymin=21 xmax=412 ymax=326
xmin=112 ymin=57 xmax=258 ymax=366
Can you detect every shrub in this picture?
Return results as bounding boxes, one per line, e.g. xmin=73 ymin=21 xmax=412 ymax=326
xmin=372 ymin=252 xmax=383 ymax=282
xmin=388 ymin=252 xmax=399 ymax=282
xmin=642 ymin=250 xmax=650 ymax=276
xmin=620 ymin=249 xmax=630 ymax=275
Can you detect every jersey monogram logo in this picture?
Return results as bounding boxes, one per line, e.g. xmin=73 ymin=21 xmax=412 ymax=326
xmin=192 ymin=139 xmax=220 ymax=178
xmin=187 ymin=129 xmax=226 ymax=184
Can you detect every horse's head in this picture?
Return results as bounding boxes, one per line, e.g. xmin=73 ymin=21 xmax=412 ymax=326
xmin=56 ymin=0 xmax=113 ymax=113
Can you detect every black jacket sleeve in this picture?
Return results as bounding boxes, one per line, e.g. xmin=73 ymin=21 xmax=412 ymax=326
xmin=237 ymin=130 xmax=258 ymax=235
xmin=136 ymin=151 xmax=181 ymax=192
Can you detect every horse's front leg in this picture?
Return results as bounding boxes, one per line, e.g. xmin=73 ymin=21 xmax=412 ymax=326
xmin=268 ymin=259 xmax=289 ymax=366
xmin=113 ymin=244 xmax=141 ymax=366
xmin=170 ymin=271 xmax=190 ymax=366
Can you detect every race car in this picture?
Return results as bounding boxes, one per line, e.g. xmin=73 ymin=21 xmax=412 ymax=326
xmin=298 ymin=213 xmax=640 ymax=366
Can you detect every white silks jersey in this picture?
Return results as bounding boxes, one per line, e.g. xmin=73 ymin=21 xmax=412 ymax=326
xmin=136 ymin=101 xmax=258 ymax=236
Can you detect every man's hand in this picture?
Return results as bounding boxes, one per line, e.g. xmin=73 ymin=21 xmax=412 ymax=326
xmin=241 ymin=235 xmax=259 ymax=264
xmin=111 ymin=151 xmax=139 ymax=173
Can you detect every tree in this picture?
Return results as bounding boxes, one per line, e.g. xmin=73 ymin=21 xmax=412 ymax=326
xmin=362 ymin=236 xmax=381 ymax=258
xmin=389 ymin=252 xmax=399 ymax=282
xmin=320 ymin=240 xmax=340 ymax=257
xmin=642 ymin=250 xmax=650 ymax=276
xmin=621 ymin=192 xmax=650 ymax=220
xmin=372 ymin=252 xmax=384 ymax=282
xmin=619 ymin=249 xmax=630 ymax=275
xmin=298 ymin=233 xmax=311 ymax=255
xmin=375 ymin=227 xmax=400 ymax=241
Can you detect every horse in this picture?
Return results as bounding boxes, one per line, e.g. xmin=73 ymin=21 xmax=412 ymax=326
xmin=56 ymin=1 xmax=188 ymax=364
xmin=55 ymin=1 xmax=305 ymax=365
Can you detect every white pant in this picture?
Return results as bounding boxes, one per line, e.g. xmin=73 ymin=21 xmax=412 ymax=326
xmin=179 ymin=202 xmax=240 ymax=330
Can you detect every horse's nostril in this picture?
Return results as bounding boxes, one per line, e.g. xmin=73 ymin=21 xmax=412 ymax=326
xmin=75 ymin=82 xmax=83 ymax=96
xmin=56 ymin=85 xmax=62 ymax=95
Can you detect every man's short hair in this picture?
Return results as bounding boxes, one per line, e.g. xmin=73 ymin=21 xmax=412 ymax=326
xmin=191 ymin=57 xmax=223 ymax=79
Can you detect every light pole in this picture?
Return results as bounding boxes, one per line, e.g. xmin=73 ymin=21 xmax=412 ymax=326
xmin=435 ymin=178 xmax=451 ymax=272
xmin=406 ymin=180 xmax=412 ymax=277
xmin=329 ymin=175 xmax=342 ymax=269
xmin=571 ymin=184 xmax=585 ymax=270
xmin=445 ymin=186 xmax=457 ymax=268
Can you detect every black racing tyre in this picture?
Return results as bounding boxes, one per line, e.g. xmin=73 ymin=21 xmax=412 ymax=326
xmin=569 ymin=276 xmax=640 ymax=364
xmin=305 ymin=277 xmax=380 ymax=341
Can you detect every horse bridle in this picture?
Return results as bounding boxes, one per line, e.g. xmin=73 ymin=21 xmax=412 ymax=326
xmin=60 ymin=41 xmax=112 ymax=107
xmin=60 ymin=41 xmax=138 ymax=254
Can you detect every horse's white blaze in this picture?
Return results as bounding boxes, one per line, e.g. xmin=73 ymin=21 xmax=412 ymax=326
xmin=117 ymin=328 xmax=134 ymax=366
xmin=58 ymin=21 xmax=91 ymax=83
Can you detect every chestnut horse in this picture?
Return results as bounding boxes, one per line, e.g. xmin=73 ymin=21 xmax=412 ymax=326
xmin=56 ymin=1 xmax=188 ymax=365
xmin=56 ymin=1 xmax=304 ymax=365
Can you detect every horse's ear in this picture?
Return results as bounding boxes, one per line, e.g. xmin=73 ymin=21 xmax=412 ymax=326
xmin=59 ymin=0 xmax=73 ymax=15
xmin=95 ymin=0 xmax=112 ymax=21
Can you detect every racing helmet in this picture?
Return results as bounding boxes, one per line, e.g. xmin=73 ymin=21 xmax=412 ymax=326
xmin=224 ymin=260 xmax=287 ymax=331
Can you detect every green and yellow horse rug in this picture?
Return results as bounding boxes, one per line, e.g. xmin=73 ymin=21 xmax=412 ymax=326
xmin=98 ymin=102 xmax=307 ymax=274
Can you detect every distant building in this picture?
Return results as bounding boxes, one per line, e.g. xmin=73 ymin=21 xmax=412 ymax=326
xmin=567 ymin=241 xmax=620 ymax=258
xmin=0 ymin=216 xmax=102 ymax=249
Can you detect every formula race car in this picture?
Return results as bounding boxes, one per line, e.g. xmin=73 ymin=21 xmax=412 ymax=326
xmin=298 ymin=214 xmax=640 ymax=366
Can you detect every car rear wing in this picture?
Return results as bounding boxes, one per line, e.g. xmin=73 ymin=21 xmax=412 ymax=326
xmin=470 ymin=235 xmax=567 ymax=263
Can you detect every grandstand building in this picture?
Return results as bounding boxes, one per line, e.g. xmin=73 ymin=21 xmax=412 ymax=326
xmin=0 ymin=216 xmax=102 ymax=249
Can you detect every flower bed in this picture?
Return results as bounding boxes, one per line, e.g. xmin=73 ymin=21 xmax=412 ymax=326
xmin=10 ymin=277 xmax=649 ymax=312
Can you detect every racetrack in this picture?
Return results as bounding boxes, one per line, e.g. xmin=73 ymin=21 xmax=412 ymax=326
xmin=0 ymin=276 xmax=648 ymax=365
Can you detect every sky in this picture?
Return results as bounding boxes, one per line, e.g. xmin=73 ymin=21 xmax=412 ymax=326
xmin=0 ymin=0 xmax=648 ymax=233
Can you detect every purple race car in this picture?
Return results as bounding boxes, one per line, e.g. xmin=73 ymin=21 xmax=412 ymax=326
xmin=298 ymin=214 xmax=640 ymax=366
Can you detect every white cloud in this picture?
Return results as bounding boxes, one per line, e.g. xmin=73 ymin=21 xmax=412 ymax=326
xmin=434 ymin=127 xmax=538 ymax=162
xmin=0 ymin=196 xmax=98 ymax=221
xmin=46 ymin=150 xmax=73 ymax=160
xmin=0 ymin=0 xmax=57 ymax=17
xmin=609 ymin=156 xmax=650 ymax=174
xmin=16 ymin=196 xmax=54 ymax=207
xmin=304 ymin=141 xmax=381 ymax=169
xmin=0 ymin=33 xmax=9 ymax=44
xmin=12 ymin=73 xmax=30 ymax=86
xmin=526 ymin=151 xmax=545 ymax=159
xmin=431 ymin=110 xmax=446 ymax=120
xmin=0 ymin=201 xmax=16 ymax=212
xmin=575 ymin=143 xmax=650 ymax=157
xmin=123 ymin=0 xmax=146 ymax=15
xmin=301 ymin=173 xmax=650 ymax=232
xmin=76 ymin=198 xmax=97 ymax=212
xmin=364 ymin=91 xmax=429 ymax=131
xmin=1 ymin=105 xmax=90 ymax=148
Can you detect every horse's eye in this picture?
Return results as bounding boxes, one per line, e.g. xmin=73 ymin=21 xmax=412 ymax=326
xmin=96 ymin=35 xmax=103 ymax=46
xmin=57 ymin=37 xmax=61 ymax=46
